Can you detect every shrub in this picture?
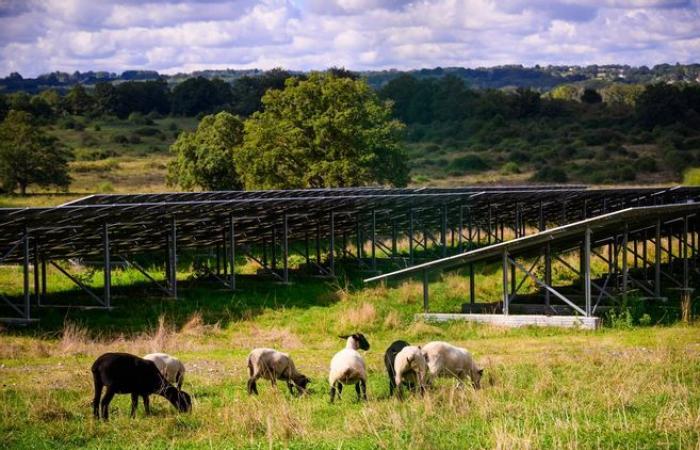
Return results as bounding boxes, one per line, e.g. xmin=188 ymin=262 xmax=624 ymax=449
xmin=111 ymin=134 xmax=128 ymax=144
xmin=168 ymin=122 xmax=179 ymax=131
xmin=93 ymin=124 xmax=101 ymax=131
xmin=73 ymin=148 xmax=117 ymax=161
xmin=500 ymin=161 xmax=520 ymax=174
xmin=447 ymin=154 xmax=489 ymax=173
xmin=508 ymin=150 xmax=530 ymax=163
xmin=128 ymin=112 xmax=153 ymax=125
xmin=128 ymin=134 xmax=142 ymax=144
xmin=531 ymin=166 xmax=568 ymax=183
xmin=635 ymin=156 xmax=657 ymax=172
xmin=134 ymin=127 xmax=162 ymax=137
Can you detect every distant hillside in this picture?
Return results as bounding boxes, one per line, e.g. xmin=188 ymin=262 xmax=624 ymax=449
xmin=2 ymin=64 xmax=699 ymax=93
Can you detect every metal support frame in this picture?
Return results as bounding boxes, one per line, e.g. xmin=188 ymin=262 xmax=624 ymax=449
xmin=229 ymin=215 xmax=237 ymax=290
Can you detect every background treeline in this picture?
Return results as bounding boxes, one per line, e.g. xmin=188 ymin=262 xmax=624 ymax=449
xmin=3 ymin=63 xmax=699 ymax=93
xmin=1 ymin=66 xmax=700 ymax=193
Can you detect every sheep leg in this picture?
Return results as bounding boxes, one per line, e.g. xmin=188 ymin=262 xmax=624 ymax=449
xmin=130 ymin=393 xmax=139 ymax=418
xmin=355 ymin=382 xmax=361 ymax=401
xmin=247 ymin=377 xmax=259 ymax=395
xmin=92 ymin=374 xmax=103 ymax=419
xmin=387 ymin=365 xmax=396 ymax=396
xmin=359 ymin=379 xmax=367 ymax=401
xmin=286 ymin=381 xmax=296 ymax=396
xmin=330 ymin=381 xmax=343 ymax=403
xmin=142 ymin=395 xmax=151 ymax=415
xmin=100 ymin=387 xmax=115 ymax=421
xmin=176 ymin=371 xmax=184 ymax=391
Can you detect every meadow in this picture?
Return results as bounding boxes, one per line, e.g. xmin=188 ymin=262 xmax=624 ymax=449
xmin=1 ymin=255 xmax=699 ymax=449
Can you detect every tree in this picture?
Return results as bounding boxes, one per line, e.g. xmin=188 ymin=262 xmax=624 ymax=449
xmin=580 ymin=88 xmax=602 ymax=104
xmin=167 ymin=111 xmax=244 ymax=190
xmin=64 ymin=84 xmax=94 ymax=115
xmin=0 ymin=110 xmax=70 ymax=194
xmin=229 ymin=68 xmax=290 ymax=116
xmin=236 ymin=73 xmax=409 ymax=189
xmin=171 ymin=77 xmax=231 ymax=116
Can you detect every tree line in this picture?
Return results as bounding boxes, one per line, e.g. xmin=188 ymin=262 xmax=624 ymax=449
xmin=1 ymin=67 xmax=700 ymax=193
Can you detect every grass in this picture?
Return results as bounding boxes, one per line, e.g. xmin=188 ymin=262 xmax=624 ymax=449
xmin=1 ymin=255 xmax=699 ymax=449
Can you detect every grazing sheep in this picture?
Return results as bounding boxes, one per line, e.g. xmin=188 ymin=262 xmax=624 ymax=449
xmin=91 ymin=352 xmax=192 ymax=420
xmin=384 ymin=340 xmax=411 ymax=396
xmin=143 ymin=352 xmax=185 ymax=390
xmin=421 ymin=341 xmax=484 ymax=389
xmin=328 ymin=333 xmax=370 ymax=403
xmin=393 ymin=345 xmax=427 ymax=399
xmin=246 ymin=348 xmax=310 ymax=396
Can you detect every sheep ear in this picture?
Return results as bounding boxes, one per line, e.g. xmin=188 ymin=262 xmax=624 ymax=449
xmin=338 ymin=335 xmax=349 ymax=339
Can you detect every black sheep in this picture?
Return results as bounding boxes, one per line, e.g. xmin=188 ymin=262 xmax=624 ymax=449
xmin=384 ymin=340 xmax=416 ymax=396
xmin=91 ymin=352 xmax=192 ymax=420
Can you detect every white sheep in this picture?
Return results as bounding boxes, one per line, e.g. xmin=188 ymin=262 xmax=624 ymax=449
xmin=421 ymin=341 xmax=484 ymax=389
xmin=393 ymin=345 xmax=427 ymax=398
xmin=328 ymin=333 xmax=370 ymax=402
xmin=143 ymin=352 xmax=186 ymax=390
xmin=246 ymin=348 xmax=310 ymax=396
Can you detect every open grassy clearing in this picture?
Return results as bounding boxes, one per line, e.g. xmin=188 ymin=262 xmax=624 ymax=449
xmin=1 ymin=255 xmax=699 ymax=449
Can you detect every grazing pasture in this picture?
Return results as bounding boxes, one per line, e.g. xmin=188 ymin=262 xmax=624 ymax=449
xmin=1 ymin=266 xmax=699 ymax=449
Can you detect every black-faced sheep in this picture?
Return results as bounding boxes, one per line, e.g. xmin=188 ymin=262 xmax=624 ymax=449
xmin=384 ymin=339 xmax=411 ymax=396
xmin=246 ymin=348 xmax=310 ymax=396
xmin=91 ymin=352 xmax=192 ymax=420
xmin=328 ymin=333 xmax=370 ymax=403
xmin=143 ymin=352 xmax=186 ymax=390
xmin=393 ymin=345 xmax=427 ymax=399
xmin=421 ymin=341 xmax=484 ymax=389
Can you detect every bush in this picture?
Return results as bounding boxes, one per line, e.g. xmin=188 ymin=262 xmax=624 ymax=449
xmin=500 ymin=162 xmax=520 ymax=174
xmin=128 ymin=134 xmax=142 ymax=144
xmin=73 ymin=147 xmax=118 ymax=161
xmin=93 ymin=124 xmax=101 ymax=131
xmin=531 ymin=166 xmax=568 ymax=183
xmin=634 ymin=156 xmax=657 ymax=172
xmin=447 ymin=154 xmax=489 ymax=173
xmin=134 ymin=127 xmax=162 ymax=137
xmin=128 ymin=112 xmax=153 ymax=125
xmin=111 ymin=134 xmax=129 ymax=144
xmin=168 ymin=122 xmax=179 ymax=131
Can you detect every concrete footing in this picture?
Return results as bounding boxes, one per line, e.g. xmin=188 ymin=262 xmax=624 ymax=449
xmin=417 ymin=313 xmax=601 ymax=330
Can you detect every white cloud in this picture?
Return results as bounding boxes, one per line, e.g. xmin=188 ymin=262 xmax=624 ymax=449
xmin=0 ymin=0 xmax=698 ymax=76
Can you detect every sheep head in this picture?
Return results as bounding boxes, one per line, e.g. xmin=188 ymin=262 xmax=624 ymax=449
xmin=339 ymin=333 xmax=370 ymax=351
xmin=162 ymin=385 xmax=192 ymax=412
xmin=292 ymin=374 xmax=311 ymax=394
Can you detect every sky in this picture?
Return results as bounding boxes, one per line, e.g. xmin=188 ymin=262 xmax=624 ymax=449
xmin=0 ymin=0 xmax=699 ymax=77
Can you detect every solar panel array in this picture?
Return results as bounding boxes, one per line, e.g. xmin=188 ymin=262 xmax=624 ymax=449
xmin=1 ymin=186 xmax=699 ymax=264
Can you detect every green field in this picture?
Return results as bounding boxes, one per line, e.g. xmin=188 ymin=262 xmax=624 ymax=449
xmin=1 ymin=255 xmax=699 ymax=449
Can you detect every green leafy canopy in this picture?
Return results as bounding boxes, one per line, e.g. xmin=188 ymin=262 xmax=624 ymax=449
xmin=235 ymin=72 xmax=409 ymax=189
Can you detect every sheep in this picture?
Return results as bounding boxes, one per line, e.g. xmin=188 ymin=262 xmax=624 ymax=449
xmin=421 ymin=341 xmax=484 ymax=389
xmin=246 ymin=348 xmax=310 ymax=396
xmin=328 ymin=333 xmax=370 ymax=403
xmin=91 ymin=352 xmax=192 ymax=420
xmin=393 ymin=345 xmax=427 ymax=399
xmin=384 ymin=339 xmax=411 ymax=396
xmin=143 ymin=352 xmax=185 ymax=390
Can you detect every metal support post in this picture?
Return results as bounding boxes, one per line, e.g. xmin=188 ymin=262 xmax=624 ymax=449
xmin=228 ymin=215 xmax=236 ymax=290
xmin=545 ymin=242 xmax=551 ymax=308
xmin=502 ymin=250 xmax=509 ymax=315
xmin=622 ymin=224 xmax=629 ymax=299
xmin=441 ymin=205 xmax=447 ymax=257
xmin=33 ymin=238 xmax=39 ymax=305
xmin=283 ymin=214 xmax=289 ymax=283
xmin=23 ymin=227 xmax=30 ymax=320
xmin=408 ymin=209 xmax=414 ymax=264
xmin=371 ymin=209 xmax=376 ymax=271
xmin=170 ymin=217 xmax=177 ymax=298
xmin=584 ymin=227 xmax=591 ymax=316
xmin=655 ymin=218 xmax=661 ymax=297
xmin=422 ymin=270 xmax=429 ymax=313
xmin=469 ymin=263 xmax=475 ymax=305
xmin=329 ymin=212 xmax=335 ymax=276
xmin=103 ymin=223 xmax=111 ymax=308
